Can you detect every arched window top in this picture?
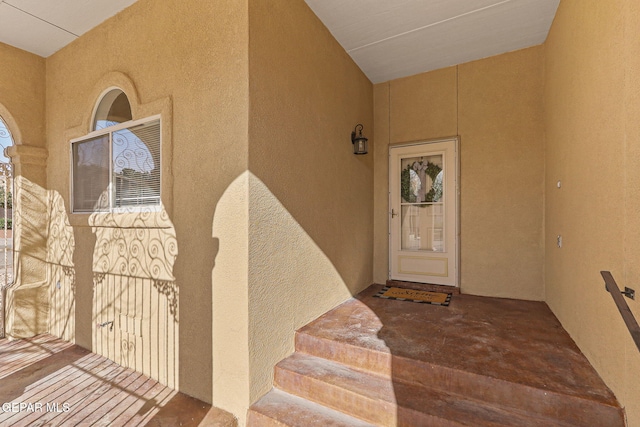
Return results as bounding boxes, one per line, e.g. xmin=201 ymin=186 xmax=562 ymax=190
xmin=92 ymin=88 xmax=133 ymax=131
xmin=0 ymin=117 xmax=14 ymax=163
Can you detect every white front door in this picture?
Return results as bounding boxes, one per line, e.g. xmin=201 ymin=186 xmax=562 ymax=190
xmin=389 ymin=138 xmax=458 ymax=286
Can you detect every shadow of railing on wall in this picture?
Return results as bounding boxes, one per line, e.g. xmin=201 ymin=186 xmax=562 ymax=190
xmin=46 ymin=191 xmax=76 ymax=342
xmin=89 ymin=207 xmax=179 ymax=389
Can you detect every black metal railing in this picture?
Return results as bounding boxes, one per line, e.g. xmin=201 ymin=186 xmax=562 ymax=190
xmin=0 ymin=162 xmax=13 ymax=339
xmin=601 ymin=271 xmax=640 ymax=352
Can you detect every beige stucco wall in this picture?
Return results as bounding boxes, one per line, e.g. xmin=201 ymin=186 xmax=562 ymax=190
xmin=247 ymin=0 xmax=373 ymax=420
xmin=44 ymin=0 xmax=249 ymax=405
xmin=545 ymin=0 xmax=640 ymax=425
xmin=374 ymin=46 xmax=545 ymax=300
xmin=0 ymin=42 xmax=45 ymax=150
xmin=458 ymin=48 xmax=545 ymax=299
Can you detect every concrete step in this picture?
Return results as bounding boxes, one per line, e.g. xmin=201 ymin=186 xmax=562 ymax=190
xmin=293 ymin=289 xmax=625 ymax=427
xmin=247 ymin=389 xmax=375 ymax=427
xmin=295 ymin=329 xmax=623 ymax=426
xmin=275 ymin=352 xmax=579 ymax=427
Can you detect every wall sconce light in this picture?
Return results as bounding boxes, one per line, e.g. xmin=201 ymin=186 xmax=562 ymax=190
xmin=351 ymin=124 xmax=368 ymax=155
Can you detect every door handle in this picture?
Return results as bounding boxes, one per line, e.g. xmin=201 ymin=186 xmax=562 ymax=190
xmin=391 ymin=209 xmax=398 ymax=218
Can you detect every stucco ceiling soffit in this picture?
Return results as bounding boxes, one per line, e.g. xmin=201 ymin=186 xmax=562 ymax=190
xmin=0 ymin=3 xmax=75 ymax=57
xmin=307 ymin=0 xmax=504 ymax=51
xmin=0 ymin=0 xmax=137 ymax=57
xmin=304 ymin=0 xmax=560 ymax=83
xmin=8 ymin=0 xmax=137 ymax=35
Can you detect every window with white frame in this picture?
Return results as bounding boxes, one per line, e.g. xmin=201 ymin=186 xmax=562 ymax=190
xmin=71 ymin=89 xmax=161 ymax=213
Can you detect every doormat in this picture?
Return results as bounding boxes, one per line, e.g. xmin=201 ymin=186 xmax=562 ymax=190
xmin=373 ymin=286 xmax=452 ymax=306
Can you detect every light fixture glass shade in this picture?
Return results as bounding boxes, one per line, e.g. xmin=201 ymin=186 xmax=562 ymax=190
xmin=353 ymin=136 xmax=368 ymax=155
xmin=351 ymin=124 xmax=368 ymax=155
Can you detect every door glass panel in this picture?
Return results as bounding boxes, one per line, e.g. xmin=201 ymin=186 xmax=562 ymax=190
xmin=400 ymin=154 xmax=444 ymax=252
xmin=400 ymin=205 xmax=444 ymax=251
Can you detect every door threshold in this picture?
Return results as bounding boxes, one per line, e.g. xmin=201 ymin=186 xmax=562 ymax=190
xmin=386 ymin=279 xmax=460 ymax=295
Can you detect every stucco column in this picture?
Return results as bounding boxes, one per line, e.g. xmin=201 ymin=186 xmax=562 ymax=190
xmin=5 ymin=144 xmax=50 ymax=338
xmin=6 ymin=144 xmax=48 ymax=187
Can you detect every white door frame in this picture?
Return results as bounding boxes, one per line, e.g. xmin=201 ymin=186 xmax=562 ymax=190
xmin=388 ymin=137 xmax=460 ymax=286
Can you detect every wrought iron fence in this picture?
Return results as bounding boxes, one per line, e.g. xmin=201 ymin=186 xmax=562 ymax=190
xmin=0 ymin=161 xmax=13 ymax=338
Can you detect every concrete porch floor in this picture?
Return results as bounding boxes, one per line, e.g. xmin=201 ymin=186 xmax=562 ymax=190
xmin=313 ymin=284 xmax=618 ymax=404
xmin=253 ymin=283 xmax=623 ymax=425
xmin=0 ymin=334 xmax=236 ymax=427
xmin=302 ymin=284 xmax=620 ymax=404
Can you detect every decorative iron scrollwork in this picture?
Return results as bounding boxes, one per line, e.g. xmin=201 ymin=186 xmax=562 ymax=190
xmin=90 ymin=208 xmax=176 ymax=282
xmin=90 ymin=208 xmax=178 ymax=320
xmin=153 ymin=280 xmax=178 ymax=318
xmin=93 ymin=272 xmax=106 ymax=288
xmin=121 ymin=338 xmax=136 ymax=367
xmin=46 ymin=192 xmax=75 ymax=268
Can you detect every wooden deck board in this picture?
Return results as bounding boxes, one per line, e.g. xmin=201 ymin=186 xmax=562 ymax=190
xmin=0 ymin=335 xmax=74 ymax=379
xmin=0 ymin=335 xmax=236 ymax=426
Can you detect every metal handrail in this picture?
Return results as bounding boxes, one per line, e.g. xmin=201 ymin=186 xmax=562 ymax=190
xmin=601 ymin=271 xmax=640 ymax=352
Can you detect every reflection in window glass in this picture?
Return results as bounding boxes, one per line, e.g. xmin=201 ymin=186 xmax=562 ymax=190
xmin=72 ymin=135 xmax=110 ymax=212
xmin=112 ymin=121 xmax=160 ymax=208
xmin=0 ymin=119 xmax=13 ymax=163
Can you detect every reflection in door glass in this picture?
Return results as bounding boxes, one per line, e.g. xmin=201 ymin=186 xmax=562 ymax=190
xmin=400 ymin=155 xmax=443 ymax=203
xmin=400 ymin=154 xmax=444 ymax=252
xmin=401 ymin=205 xmax=444 ymax=251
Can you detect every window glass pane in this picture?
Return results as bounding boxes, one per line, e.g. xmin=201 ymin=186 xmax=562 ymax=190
xmin=0 ymin=119 xmax=13 ymax=163
xmin=112 ymin=120 xmax=160 ymax=208
xmin=93 ymin=89 xmax=132 ymax=131
xmin=73 ymin=135 xmax=110 ymax=212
